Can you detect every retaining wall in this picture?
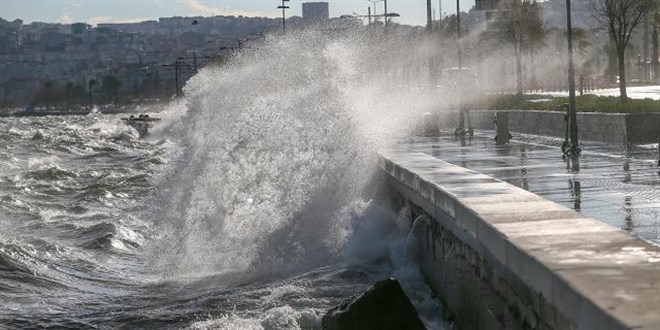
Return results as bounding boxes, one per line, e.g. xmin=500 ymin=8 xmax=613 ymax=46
xmin=381 ymin=152 xmax=660 ymax=330
xmin=437 ymin=110 xmax=660 ymax=144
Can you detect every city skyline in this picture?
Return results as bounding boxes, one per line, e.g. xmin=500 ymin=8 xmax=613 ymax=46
xmin=0 ymin=0 xmax=477 ymax=27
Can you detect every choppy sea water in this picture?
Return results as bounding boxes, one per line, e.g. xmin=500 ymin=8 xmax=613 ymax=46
xmin=0 ymin=114 xmax=444 ymax=329
xmin=0 ymin=30 xmax=449 ymax=329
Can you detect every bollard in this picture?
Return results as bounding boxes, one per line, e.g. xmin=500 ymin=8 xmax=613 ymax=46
xmin=421 ymin=112 xmax=438 ymax=136
xmin=579 ymin=75 xmax=584 ymax=96
xmin=561 ymin=104 xmax=570 ymax=155
xmin=454 ymin=109 xmax=474 ymax=137
xmin=465 ymin=110 xmax=474 ymax=137
xmin=495 ymin=111 xmax=510 ymax=146
xmin=560 ymin=103 xmax=580 ymax=156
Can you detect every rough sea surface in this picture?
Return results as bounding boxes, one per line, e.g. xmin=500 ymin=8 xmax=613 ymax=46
xmin=0 ymin=114 xmax=444 ymax=329
xmin=0 ymin=30 xmax=448 ymax=329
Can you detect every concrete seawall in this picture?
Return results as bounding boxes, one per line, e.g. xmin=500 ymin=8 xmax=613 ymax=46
xmin=438 ymin=110 xmax=660 ymax=144
xmin=381 ymin=152 xmax=660 ymax=329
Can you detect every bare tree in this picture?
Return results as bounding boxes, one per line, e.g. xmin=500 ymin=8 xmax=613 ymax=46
xmin=592 ymin=0 xmax=656 ymax=101
xmin=496 ymin=0 xmax=544 ymax=97
xmin=519 ymin=1 xmax=544 ymax=91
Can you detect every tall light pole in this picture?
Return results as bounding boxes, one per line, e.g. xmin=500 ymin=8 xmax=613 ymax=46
xmin=175 ymin=61 xmax=180 ymax=96
xmin=438 ymin=0 xmax=442 ymax=21
xmin=278 ymin=0 xmax=290 ymax=33
xmin=368 ymin=0 xmax=382 ymax=21
xmin=384 ymin=0 xmax=389 ymax=27
xmin=456 ymin=0 xmax=462 ymax=69
xmin=427 ymin=0 xmax=433 ymax=31
xmin=427 ymin=0 xmax=434 ymax=88
xmin=162 ymin=60 xmax=182 ymax=97
xmin=565 ymin=0 xmax=579 ymax=153
xmin=193 ymin=50 xmax=197 ymax=73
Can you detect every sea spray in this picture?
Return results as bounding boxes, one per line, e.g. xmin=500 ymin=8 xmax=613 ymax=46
xmin=150 ymin=32 xmax=358 ymax=279
xmin=142 ymin=28 xmax=447 ymax=328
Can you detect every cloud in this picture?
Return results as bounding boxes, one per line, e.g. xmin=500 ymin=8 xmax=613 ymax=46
xmin=88 ymin=16 xmax=113 ymax=26
xmin=115 ymin=17 xmax=153 ymax=24
xmin=59 ymin=14 xmax=73 ymax=24
xmin=185 ymin=0 xmax=274 ymax=17
xmin=85 ymin=16 xmax=153 ymax=26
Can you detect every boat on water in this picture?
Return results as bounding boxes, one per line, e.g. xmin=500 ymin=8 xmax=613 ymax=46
xmin=121 ymin=114 xmax=160 ymax=137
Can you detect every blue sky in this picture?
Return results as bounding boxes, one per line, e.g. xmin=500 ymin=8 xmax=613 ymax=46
xmin=0 ymin=0 xmax=477 ymax=26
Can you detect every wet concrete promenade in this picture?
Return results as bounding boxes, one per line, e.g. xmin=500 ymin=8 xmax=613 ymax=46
xmin=398 ymin=132 xmax=660 ymax=245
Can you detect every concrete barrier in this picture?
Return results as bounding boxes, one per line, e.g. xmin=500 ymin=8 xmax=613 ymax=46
xmin=381 ymin=152 xmax=660 ymax=329
xmin=625 ymin=114 xmax=660 ymax=144
xmin=437 ymin=110 xmax=660 ymax=144
xmin=495 ymin=112 xmax=510 ymax=146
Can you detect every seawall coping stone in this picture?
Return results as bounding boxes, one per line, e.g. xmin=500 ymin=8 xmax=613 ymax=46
xmin=381 ymin=151 xmax=660 ymax=329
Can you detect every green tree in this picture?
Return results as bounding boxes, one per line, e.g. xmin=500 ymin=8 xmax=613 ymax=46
xmin=34 ymin=81 xmax=55 ymax=110
xmin=101 ymin=75 xmax=122 ymax=106
xmin=142 ymin=71 xmax=164 ymax=98
xmin=88 ymin=79 xmax=98 ymax=109
xmin=65 ymin=81 xmax=74 ymax=109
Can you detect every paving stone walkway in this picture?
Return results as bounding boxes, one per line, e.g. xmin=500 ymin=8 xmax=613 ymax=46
xmin=398 ymin=132 xmax=660 ymax=245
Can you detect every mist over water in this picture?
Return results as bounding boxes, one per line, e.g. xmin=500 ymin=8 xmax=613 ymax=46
xmin=1 ymin=29 xmax=448 ymax=329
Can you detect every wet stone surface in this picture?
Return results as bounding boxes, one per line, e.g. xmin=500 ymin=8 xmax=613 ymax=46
xmin=381 ymin=149 xmax=660 ymax=329
xmin=398 ymin=133 xmax=660 ymax=245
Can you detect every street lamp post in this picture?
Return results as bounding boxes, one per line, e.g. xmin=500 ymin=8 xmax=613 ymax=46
xmin=456 ymin=0 xmax=462 ymax=69
xmin=453 ymin=0 xmax=469 ymax=137
xmin=427 ymin=0 xmax=434 ymax=88
xmin=384 ymin=0 xmax=388 ymax=27
xmin=174 ymin=60 xmax=180 ymax=97
xmin=178 ymin=52 xmax=214 ymax=73
xmin=192 ymin=50 xmax=197 ymax=73
xmin=368 ymin=0 xmax=382 ymax=22
xmin=278 ymin=0 xmax=290 ymax=33
xmin=161 ymin=60 xmax=181 ymax=97
xmin=438 ymin=0 xmax=443 ymax=21
xmin=565 ymin=0 xmax=579 ymax=155
xmin=427 ymin=0 xmax=433 ymax=31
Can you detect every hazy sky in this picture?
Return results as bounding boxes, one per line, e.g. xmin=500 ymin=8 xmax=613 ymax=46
xmin=0 ymin=0 xmax=477 ymax=27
